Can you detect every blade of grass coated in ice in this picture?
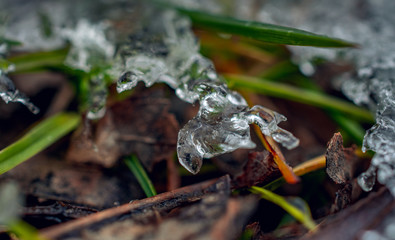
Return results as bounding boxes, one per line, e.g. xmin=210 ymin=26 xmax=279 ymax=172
xmin=250 ymin=186 xmax=317 ymax=230
xmin=124 ymin=155 xmax=157 ymax=198
xmin=225 ymin=74 xmax=374 ymax=123
xmin=0 ymin=112 xmax=80 ymax=174
xmin=173 ymin=7 xmax=357 ymax=48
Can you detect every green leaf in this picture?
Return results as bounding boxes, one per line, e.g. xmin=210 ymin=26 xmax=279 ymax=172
xmin=225 ymin=74 xmax=374 ymax=123
xmin=250 ymin=186 xmax=316 ymax=230
xmin=169 ymin=7 xmax=357 ymax=48
xmin=0 ymin=112 xmax=81 ymax=174
xmin=124 ymin=155 xmax=157 ymax=198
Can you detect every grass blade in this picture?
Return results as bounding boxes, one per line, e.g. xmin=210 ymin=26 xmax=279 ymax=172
xmin=263 ymin=155 xmax=326 ymax=191
xmin=0 ymin=112 xmax=81 ymax=174
xmin=225 ymin=74 xmax=374 ymax=123
xmin=250 ymin=186 xmax=317 ymax=230
xmin=8 ymin=220 xmax=47 ymax=240
xmin=124 ymin=155 xmax=157 ymax=198
xmin=8 ymin=48 xmax=68 ymax=73
xmin=170 ymin=7 xmax=356 ymax=48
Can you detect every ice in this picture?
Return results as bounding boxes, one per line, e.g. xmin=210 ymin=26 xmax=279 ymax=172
xmin=1 ymin=0 xmax=299 ymax=174
xmin=0 ymin=0 xmax=66 ymax=51
xmin=115 ymin=10 xmax=299 ymax=174
xmin=85 ymin=74 xmax=108 ymax=120
xmin=237 ymin=0 xmax=395 ymax=196
xmin=0 ymin=56 xmax=39 ymax=114
xmin=0 ymin=72 xmax=40 ymax=114
xmin=1 ymin=0 xmax=118 ymax=119
xmin=60 ymin=19 xmax=115 ymax=72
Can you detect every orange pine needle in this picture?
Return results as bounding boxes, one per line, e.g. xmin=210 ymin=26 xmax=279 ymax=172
xmin=252 ymin=124 xmax=300 ymax=184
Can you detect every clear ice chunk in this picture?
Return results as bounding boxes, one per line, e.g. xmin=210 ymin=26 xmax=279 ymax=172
xmin=114 ymin=10 xmax=299 ymax=174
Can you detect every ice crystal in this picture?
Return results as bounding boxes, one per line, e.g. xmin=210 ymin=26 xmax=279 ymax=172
xmin=115 ymin=10 xmax=299 ymax=174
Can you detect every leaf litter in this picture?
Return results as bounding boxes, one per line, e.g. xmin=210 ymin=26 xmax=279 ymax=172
xmin=0 ymin=0 xmax=393 ymax=239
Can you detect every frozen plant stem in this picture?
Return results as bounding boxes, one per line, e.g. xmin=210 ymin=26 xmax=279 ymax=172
xmin=124 ymin=155 xmax=157 ymax=198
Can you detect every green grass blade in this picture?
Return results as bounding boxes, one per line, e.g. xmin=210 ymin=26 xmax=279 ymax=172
xmin=7 ymin=48 xmax=68 ymax=73
xmin=0 ymin=112 xmax=81 ymax=174
xmin=0 ymin=37 xmax=22 ymax=47
xmin=258 ymin=62 xmax=366 ymax=144
xmin=124 ymin=155 xmax=157 ymax=198
xmin=170 ymin=7 xmax=356 ymax=48
xmin=8 ymin=220 xmax=47 ymax=240
xmin=250 ymin=186 xmax=316 ymax=230
xmin=225 ymin=74 xmax=374 ymax=123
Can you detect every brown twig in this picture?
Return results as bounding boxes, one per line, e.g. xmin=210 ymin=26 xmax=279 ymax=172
xmin=40 ymin=175 xmax=230 ymax=239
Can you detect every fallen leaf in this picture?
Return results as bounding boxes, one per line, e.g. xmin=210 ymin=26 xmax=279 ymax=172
xmin=325 ymin=132 xmax=359 ymax=184
xmin=232 ymin=150 xmax=281 ymax=188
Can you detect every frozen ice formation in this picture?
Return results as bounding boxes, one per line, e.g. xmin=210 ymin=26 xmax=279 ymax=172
xmin=1 ymin=0 xmax=118 ymax=119
xmin=60 ymin=19 xmax=115 ymax=72
xmin=248 ymin=0 xmax=395 ymax=196
xmin=114 ymin=11 xmax=299 ymax=174
xmin=1 ymin=0 xmax=299 ymax=174
xmin=0 ymin=46 xmax=39 ymax=113
xmin=354 ymin=67 xmax=395 ymax=194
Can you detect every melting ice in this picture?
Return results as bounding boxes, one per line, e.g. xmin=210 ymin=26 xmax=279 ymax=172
xmin=1 ymin=1 xmax=299 ymax=174
xmin=114 ymin=11 xmax=299 ymax=174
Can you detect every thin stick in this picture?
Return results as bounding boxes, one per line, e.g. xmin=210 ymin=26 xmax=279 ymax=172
xmin=40 ymin=175 xmax=230 ymax=239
